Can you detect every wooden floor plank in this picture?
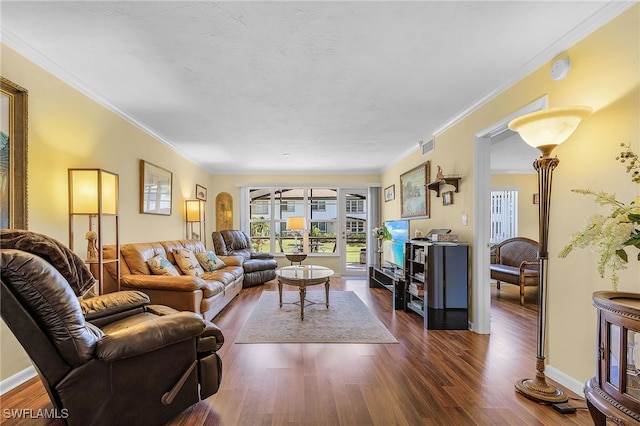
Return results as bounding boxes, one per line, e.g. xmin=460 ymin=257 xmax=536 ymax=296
xmin=0 ymin=279 xmax=593 ymax=425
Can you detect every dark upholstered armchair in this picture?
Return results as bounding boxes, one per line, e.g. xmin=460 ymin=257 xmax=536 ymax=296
xmin=212 ymin=230 xmax=277 ymax=287
xmin=490 ymin=237 xmax=540 ymax=305
xmin=0 ymin=230 xmax=224 ymax=426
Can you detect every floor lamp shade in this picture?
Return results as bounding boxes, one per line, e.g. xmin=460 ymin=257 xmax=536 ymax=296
xmin=186 ymin=199 xmax=205 ymax=222
xmin=68 ymin=168 xmax=120 ymax=295
xmin=508 ymin=106 xmax=591 ymax=404
xmin=508 ymin=106 xmax=592 ymax=156
xmin=185 ymin=199 xmax=205 ymax=241
xmin=68 ymin=169 xmax=119 ymax=215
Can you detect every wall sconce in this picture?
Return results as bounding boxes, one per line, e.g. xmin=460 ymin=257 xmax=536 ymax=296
xmin=508 ymin=105 xmax=592 ymax=403
xmin=68 ymin=168 xmax=120 ymax=294
xmin=185 ymin=199 xmax=206 ymax=242
xmin=286 ymin=216 xmax=307 ymax=253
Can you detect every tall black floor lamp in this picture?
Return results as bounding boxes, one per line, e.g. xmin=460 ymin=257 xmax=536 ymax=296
xmin=508 ymin=105 xmax=592 ymax=403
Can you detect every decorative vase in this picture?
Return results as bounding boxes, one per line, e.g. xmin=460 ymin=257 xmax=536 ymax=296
xmin=376 ymin=238 xmax=383 ymax=253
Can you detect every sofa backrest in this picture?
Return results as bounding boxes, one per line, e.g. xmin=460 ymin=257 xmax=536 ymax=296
xmin=495 ymin=237 xmax=538 ymax=267
xmin=117 ymin=239 xmax=207 ymax=276
xmin=212 ymin=230 xmax=253 ymax=260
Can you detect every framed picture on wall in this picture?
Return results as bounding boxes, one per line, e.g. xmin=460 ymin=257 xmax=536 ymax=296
xmin=140 ymin=160 xmax=173 ymax=215
xmin=196 ymin=184 xmax=207 ymax=201
xmin=384 ymin=185 xmax=395 ymax=202
xmin=1 ymin=77 xmax=28 ymax=230
xmin=443 ymin=191 xmax=454 ymax=206
xmin=400 ymin=161 xmax=430 ymax=218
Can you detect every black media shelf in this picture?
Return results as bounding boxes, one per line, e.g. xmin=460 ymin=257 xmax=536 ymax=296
xmin=368 ymin=266 xmax=405 ymax=310
xmin=405 ymin=241 xmax=469 ymax=330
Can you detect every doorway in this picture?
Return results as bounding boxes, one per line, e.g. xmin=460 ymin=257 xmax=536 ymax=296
xmin=472 ymin=95 xmax=548 ymax=334
xmin=339 ymin=189 xmax=368 ymax=276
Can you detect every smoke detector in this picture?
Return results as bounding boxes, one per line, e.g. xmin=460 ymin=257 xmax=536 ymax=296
xmin=550 ymin=57 xmax=571 ymax=81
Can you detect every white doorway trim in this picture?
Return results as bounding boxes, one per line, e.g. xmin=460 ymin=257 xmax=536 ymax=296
xmin=471 ymin=95 xmax=548 ymax=334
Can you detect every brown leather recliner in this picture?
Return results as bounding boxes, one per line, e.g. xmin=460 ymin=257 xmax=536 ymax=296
xmin=212 ymin=230 xmax=277 ymax=287
xmin=0 ymin=230 xmax=224 ymax=426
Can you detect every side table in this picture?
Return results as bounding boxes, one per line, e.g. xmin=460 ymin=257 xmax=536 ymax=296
xmin=276 ymin=265 xmax=333 ymax=320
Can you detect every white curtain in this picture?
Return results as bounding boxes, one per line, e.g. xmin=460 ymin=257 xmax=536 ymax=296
xmin=368 ymin=187 xmax=381 ymax=265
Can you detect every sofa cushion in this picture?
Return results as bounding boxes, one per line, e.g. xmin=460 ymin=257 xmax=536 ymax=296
xmin=200 ymin=281 xmax=225 ymax=298
xmin=160 ymin=240 xmax=206 ymax=265
xmin=202 ymin=269 xmax=242 ymax=286
xmin=120 ymin=242 xmax=167 ymax=275
xmin=196 ymin=251 xmax=227 ymax=272
xmin=212 ymin=230 xmax=252 ymax=260
xmin=147 ymin=254 xmax=180 ymax=276
xmin=173 ymin=248 xmax=205 ymax=276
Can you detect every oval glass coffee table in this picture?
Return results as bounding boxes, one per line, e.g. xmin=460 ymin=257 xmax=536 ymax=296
xmin=276 ymin=265 xmax=333 ymax=320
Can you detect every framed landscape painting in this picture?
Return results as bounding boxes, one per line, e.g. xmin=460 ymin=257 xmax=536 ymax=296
xmin=400 ymin=162 xmax=430 ymax=218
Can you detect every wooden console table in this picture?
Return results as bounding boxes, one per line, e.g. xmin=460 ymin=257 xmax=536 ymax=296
xmin=585 ymin=291 xmax=640 ymax=425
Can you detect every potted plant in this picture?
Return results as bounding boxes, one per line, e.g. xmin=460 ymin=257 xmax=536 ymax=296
xmin=372 ymin=226 xmax=385 ymax=252
xmin=559 ymin=143 xmax=640 ymax=290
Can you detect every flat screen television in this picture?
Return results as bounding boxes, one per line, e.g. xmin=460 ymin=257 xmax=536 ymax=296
xmin=382 ymin=220 xmax=409 ymax=271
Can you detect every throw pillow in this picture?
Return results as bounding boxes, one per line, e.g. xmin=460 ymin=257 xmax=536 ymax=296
xmin=147 ymin=254 xmax=180 ymax=276
xmin=173 ymin=248 xmax=205 ymax=276
xmin=196 ymin=251 xmax=227 ymax=272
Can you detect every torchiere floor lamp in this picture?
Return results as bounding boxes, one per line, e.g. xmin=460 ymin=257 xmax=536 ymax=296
xmin=508 ymin=105 xmax=592 ymax=403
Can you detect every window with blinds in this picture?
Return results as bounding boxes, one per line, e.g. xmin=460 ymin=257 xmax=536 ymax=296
xmin=490 ymin=190 xmax=518 ymax=243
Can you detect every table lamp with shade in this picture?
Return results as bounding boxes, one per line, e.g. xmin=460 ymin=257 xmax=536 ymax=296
xmin=286 ymin=216 xmax=307 ymax=253
xmin=508 ymin=105 xmax=592 ymax=403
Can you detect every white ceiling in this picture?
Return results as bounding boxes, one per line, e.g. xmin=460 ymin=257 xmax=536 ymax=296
xmin=0 ymin=1 xmax=629 ymax=175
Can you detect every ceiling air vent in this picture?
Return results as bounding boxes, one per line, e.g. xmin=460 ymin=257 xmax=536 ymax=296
xmin=421 ymin=138 xmax=435 ymax=156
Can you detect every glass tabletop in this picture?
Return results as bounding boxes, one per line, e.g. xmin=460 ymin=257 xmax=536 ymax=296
xmin=276 ymin=265 xmax=333 ymax=280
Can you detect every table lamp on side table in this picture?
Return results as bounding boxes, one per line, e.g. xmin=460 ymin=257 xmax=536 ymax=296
xmin=286 ymin=216 xmax=307 ymax=253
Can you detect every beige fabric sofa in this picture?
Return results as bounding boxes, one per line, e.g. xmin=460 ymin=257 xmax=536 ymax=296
xmin=104 ymin=239 xmax=243 ymax=320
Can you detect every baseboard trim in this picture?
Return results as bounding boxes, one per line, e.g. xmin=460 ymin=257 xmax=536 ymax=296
xmin=545 ymin=364 xmax=586 ymax=398
xmin=0 ymin=366 xmax=37 ymax=395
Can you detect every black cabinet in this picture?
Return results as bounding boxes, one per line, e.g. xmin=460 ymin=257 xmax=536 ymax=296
xmin=368 ymin=266 xmax=405 ymax=310
xmin=405 ymin=241 xmax=469 ymax=330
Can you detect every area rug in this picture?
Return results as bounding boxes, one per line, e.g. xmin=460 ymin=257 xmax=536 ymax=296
xmin=236 ymin=291 xmax=398 ymax=344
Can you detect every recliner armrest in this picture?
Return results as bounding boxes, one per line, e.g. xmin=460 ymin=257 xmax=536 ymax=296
xmin=198 ymin=320 xmax=225 ymax=352
xmin=251 ymin=252 xmax=274 ymax=260
xmin=96 ymin=312 xmax=205 ymax=361
xmin=218 ymin=255 xmax=243 ymax=266
xmin=81 ymin=291 xmax=150 ymax=323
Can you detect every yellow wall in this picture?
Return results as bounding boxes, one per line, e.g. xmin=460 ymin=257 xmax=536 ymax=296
xmin=0 ymin=45 xmax=380 ymax=381
xmin=490 ymin=174 xmax=538 ymax=241
xmin=381 ymin=5 xmax=639 ymax=383
xmin=1 ymin=4 xmax=639 ymax=393
xmin=0 ymin=45 xmax=219 ymax=379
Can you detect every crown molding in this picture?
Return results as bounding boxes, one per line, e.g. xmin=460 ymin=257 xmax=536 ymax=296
xmin=431 ymin=0 xmax=637 ymax=137
xmin=1 ymin=29 xmax=209 ymax=171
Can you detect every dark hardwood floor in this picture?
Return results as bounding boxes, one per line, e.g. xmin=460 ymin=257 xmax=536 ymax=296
xmin=0 ymin=278 xmax=594 ymax=425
